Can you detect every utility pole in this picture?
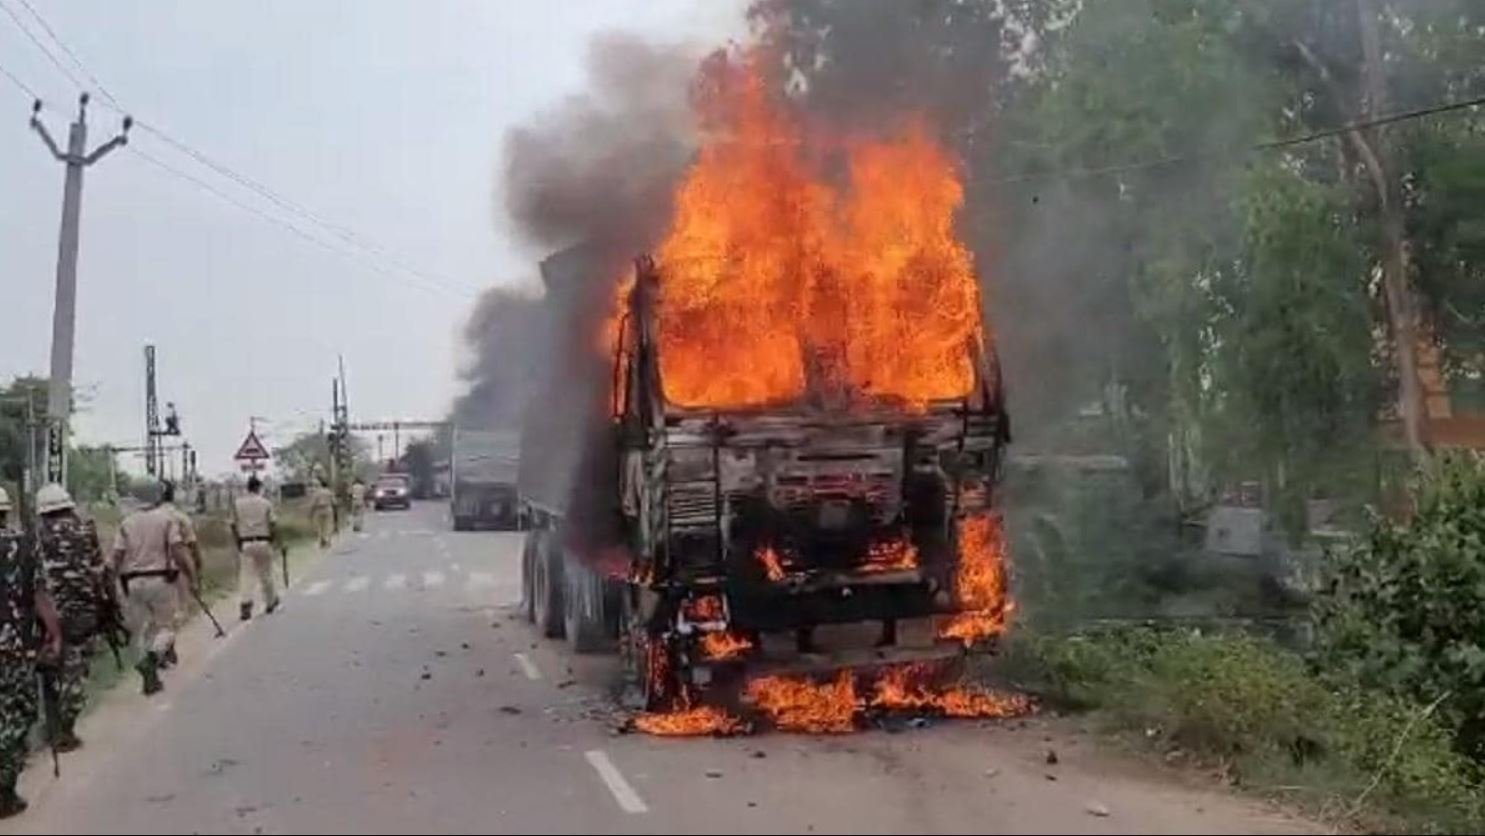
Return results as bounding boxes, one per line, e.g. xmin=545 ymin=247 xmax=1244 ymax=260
xmin=145 ymin=344 xmax=160 ymax=476
xmin=143 ymin=344 xmax=182 ymax=478
xmin=30 ymin=94 xmax=131 ymax=486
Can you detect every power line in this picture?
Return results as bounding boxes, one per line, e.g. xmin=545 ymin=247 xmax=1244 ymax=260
xmin=129 ymin=117 xmax=473 ymax=294
xmin=0 ymin=57 xmax=38 ymax=100
xmin=0 ymin=0 xmax=82 ymax=91
xmin=12 ymin=0 xmax=120 ymax=109
xmin=7 ymin=0 xmax=477 ymax=299
xmin=995 ymin=92 xmax=1485 ymax=187
xmin=129 ymin=145 xmax=477 ymax=300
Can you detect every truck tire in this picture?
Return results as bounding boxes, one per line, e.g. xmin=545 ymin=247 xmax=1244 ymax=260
xmin=562 ymin=553 xmax=612 ymax=654
xmin=531 ymin=531 xmax=565 ymax=639
xmin=519 ymin=534 xmax=537 ymax=623
xmin=452 ymin=515 xmax=471 ymax=532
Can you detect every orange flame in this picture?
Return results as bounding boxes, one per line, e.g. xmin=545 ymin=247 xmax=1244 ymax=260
xmin=862 ymin=537 xmax=919 ymax=573
xmin=745 ymin=670 xmax=859 ymax=734
xmin=743 ymin=665 xmax=1032 ymax=733
xmin=699 ymin=631 xmax=753 ymax=661
xmin=756 ymin=545 xmax=787 ymax=582
xmin=683 ymin=594 xmax=726 ymax=624
xmin=653 ymin=50 xmax=983 ymax=410
xmin=870 ymin=664 xmax=1031 ymax=719
xmin=938 ymin=513 xmax=1011 ymax=646
xmin=634 ymin=705 xmax=746 ymax=737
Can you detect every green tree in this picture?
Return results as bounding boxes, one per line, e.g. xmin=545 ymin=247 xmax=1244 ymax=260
xmin=273 ymin=430 xmax=369 ymax=483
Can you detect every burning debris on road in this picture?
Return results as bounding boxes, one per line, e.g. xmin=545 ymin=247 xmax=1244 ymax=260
xmin=633 ymin=663 xmax=1032 ymax=738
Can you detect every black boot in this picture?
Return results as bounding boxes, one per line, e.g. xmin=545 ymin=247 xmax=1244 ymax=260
xmin=161 ymin=645 xmax=178 ymax=668
xmin=136 ymin=652 xmax=164 ymax=696
xmin=240 ymin=601 xmax=253 ymax=621
xmin=52 ymin=725 xmax=82 ymax=753
xmin=0 ymin=787 xmax=28 ymax=819
xmin=265 ymin=597 xmax=280 ymax=615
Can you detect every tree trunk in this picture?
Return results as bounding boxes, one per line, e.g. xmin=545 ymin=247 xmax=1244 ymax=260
xmin=1356 ymin=0 xmax=1430 ymax=461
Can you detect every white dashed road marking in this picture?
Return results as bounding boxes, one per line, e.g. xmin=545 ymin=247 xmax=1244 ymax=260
xmin=513 ymin=652 xmax=541 ymax=681
xmin=421 ymin=571 xmax=445 ymax=589
xmin=584 ymin=750 xmax=648 ymax=814
xmin=345 ymin=576 xmax=370 ymax=592
xmin=301 ymin=580 xmax=331 ymax=597
xmin=384 ymin=573 xmax=407 ymax=590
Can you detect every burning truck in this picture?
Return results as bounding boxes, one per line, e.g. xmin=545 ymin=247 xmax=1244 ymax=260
xmin=516 ymin=51 xmax=1022 ymax=732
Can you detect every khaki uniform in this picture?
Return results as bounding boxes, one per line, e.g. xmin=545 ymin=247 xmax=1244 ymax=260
xmin=308 ymin=486 xmax=335 ymax=547
xmin=232 ymin=493 xmax=279 ymax=609
xmin=109 ymin=505 xmax=184 ymax=657
xmin=349 ymin=482 xmax=367 ymax=531
xmin=163 ymin=502 xmax=199 ymax=629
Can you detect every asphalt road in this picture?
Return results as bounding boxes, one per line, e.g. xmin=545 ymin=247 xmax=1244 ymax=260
xmin=5 ymin=503 xmax=1315 ymax=835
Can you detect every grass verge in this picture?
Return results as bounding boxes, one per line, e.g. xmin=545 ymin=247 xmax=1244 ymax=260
xmin=999 ymin=627 xmax=1485 ymax=834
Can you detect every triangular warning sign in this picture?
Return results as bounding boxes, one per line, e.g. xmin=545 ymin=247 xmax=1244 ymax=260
xmin=233 ymin=430 xmax=271 ymax=461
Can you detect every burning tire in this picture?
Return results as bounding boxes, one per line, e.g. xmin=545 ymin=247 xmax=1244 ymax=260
xmin=620 ymin=592 xmax=681 ymax=711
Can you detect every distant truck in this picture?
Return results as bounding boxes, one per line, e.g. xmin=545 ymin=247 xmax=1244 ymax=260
xmin=450 ymin=428 xmax=520 ymax=531
xmin=519 ymin=252 xmax=1011 ymax=710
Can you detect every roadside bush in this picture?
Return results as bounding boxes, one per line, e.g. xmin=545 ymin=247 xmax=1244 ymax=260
xmin=1313 ymin=453 xmax=1485 ymax=760
xmin=1004 ymin=627 xmax=1485 ymax=833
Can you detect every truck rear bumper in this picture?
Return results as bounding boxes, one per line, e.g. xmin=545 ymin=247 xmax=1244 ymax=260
xmin=726 ymin=571 xmax=952 ymax=632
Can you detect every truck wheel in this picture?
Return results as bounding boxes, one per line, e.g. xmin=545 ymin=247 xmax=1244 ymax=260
xmin=532 ymin=532 xmax=565 ymax=639
xmin=452 ymin=515 xmax=470 ymax=532
xmin=519 ymin=534 xmax=537 ymax=623
xmin=620 ymin=596 xmax=679 ymax=711
xmin=563 ymin=554 xmax=612 ymax=654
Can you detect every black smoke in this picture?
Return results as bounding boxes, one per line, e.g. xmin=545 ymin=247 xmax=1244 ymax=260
xmin=452 ymin=34 xmax=703 ymax=536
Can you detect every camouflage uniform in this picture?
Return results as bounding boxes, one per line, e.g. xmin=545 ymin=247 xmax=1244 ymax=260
xmin=36 ymin=515 xmax=106 ymax=735
xmin=0 ymin=529 xmax=40 ymax=797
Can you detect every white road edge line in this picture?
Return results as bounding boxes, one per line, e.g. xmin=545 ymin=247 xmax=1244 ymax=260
xmin=584 ymin=750 xmax=648 ymax=814
xmin=513 ymin=652 xmax=542 ymax=681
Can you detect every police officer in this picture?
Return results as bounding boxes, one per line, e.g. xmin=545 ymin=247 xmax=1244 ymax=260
xmin=349 ymin=477 xmax=367 ymax=532
xmin=0 ymin=502 xmax=63 ymax=817
xmin=109 ymin=480 xmax=194 ymax=695
xmin=231 ymin=476 xmax=280 ymax=621
xmin=33 ymin=484 xmax=108 ymax=752
xmin=308 ymin=477 xmax=335 ymax=548
xmin=160 ymin=480 xmax=201 ymax=666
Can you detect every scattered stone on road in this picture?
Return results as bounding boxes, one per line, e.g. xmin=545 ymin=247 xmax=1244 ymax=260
xmin=1045 ymin=749 xmax=1059 ymax=765
xmin=499 ymin=705 xmax=522 ymax=715
xmin=1086 ymin=800 xmax=1111 ymax=817
xmin=706 ymin=769 xmax=723 ymax=779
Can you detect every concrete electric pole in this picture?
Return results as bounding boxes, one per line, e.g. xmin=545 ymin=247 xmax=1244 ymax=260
xmin=30 ymin=93 xmax=130 ymax=485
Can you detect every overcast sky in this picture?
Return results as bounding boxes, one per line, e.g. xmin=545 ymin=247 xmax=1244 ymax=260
xmin=0 ymin=0 xmax=742 ymax=477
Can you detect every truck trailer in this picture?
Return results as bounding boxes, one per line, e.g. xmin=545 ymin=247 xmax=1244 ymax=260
xmin=450 ymin=427 xmax=521 ymax=531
